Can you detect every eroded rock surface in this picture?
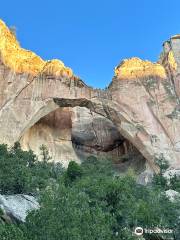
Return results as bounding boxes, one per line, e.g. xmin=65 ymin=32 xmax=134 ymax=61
xmin=0 ymin=20 xmax=179 ymax=172
xmin=0 ymin=194 xmax=39 ymax=223
xmin=20 ymin=106 xmax=145 ymax=170
xmin=20 ymin=108 xmax=80 ymax=167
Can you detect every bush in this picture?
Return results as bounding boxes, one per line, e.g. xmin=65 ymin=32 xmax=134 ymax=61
xmin=0 ymin=146 xmax=179 ymax=239
xmin=0 ymin=143 xmax=63 ymax=194
xmin=25 ymin=184 xmax=114 ymax=240
xmin=152 ymin=155 xmax=180 ymax=192
xmin=81 ymin=155 xmax=114 ymax=177
xmin=64 ymin=161 xmax=83 ymax=185
xmin=0 ymin=224 xmax=27 ymax=240
xmin=0 ymin=143 xmax=36 ymax=194
xmin=23 ymin=158 xmax=179 ymax=240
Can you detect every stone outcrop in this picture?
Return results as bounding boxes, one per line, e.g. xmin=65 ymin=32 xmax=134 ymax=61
xmin=0 ymin=194 xmax=39 ymax=223
xmin=114 ymin=57 xmax=166 ymax=80
xmin=0 ymin=19 xmax=179 ymax=173
xmin=0 ymin=20 xmax=72 ymax=77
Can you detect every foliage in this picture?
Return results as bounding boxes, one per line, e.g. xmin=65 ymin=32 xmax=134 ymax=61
xmin=0 ymin=224 xmax=27 ymax=240
xmin=64 ymin=161 xmax=83 ymax=185
xmin=39 ymin=144 xmax=52 ymax=162
xmin=167 ymin=107 xmax=180 ymax=120
xmin=0 ymin=147 xmax=179 ymax=239
xmin=168 ymin=174 xmax=180 ymax=192
xmin=23 ymin=158 xmax=180 ymax=240
xmin=162 ymin=80 xmax=177 ymax=101
xmin=81 ymin=155 xmax=114 ymax=177
xmin=152 ymin=154 xmax=169 ymax=190
xmin=143 ymin=77 xmax=158 ymax=90
xmin=152 ymin=154 xmax=180 ymax=192
xmin=0 ymin=143 xmax=63 ymax=194
xmin=25 ymin=184 xmax=114 ymax=240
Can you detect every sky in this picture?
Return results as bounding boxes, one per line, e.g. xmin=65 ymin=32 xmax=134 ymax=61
xmin=1 ymin=0 xmax=180 ymax=88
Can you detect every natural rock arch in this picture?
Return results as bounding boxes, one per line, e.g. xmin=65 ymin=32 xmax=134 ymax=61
xmin=14 ymin=92 xmax=160 ymax=172
xmin=0 ymin=55 xmax=179 ymax=173
xmin=0 ymin=69 xmax=160 ymax=172
xmin=0 ymin=19 xmax=180 ymax=172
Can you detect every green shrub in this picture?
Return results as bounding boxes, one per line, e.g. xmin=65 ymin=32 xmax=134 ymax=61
xmin=0 ymin=145 xmax=179 ymax=240
xmin=0 ymin=224 xmax=27 ymax=240
xmin=64 ymin=161 xmax=83 ymax=185
xmin=23 ymin=159 xmax=179 ymax=240
xmin=0 ymin=143 xmax=63 ymax=194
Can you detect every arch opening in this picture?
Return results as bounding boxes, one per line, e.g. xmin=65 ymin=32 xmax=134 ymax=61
xmin=20 ymin=105 xmax=146 ymax=173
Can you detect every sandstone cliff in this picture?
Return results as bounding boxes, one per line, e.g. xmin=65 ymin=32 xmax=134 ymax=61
xmin=0 ymin=20 xmax=179 ymax=173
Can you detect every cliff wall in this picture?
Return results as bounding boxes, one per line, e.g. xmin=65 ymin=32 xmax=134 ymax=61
xmin=0 ymin=20 xmax=179 ymax=172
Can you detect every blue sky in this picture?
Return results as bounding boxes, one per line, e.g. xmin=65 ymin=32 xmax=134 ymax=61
xmin=1 ymin=0 xmax=180 ymax=88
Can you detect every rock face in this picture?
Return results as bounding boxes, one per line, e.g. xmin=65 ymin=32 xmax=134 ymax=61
xmin=20 ymin=106 xmax=145 ymax=169
xmin=71 ymin=106 xmax=126 ymax=160
xmin=0 ymin=194 xmax=39 ymax=223
xmin=0 ymin=19 xmax=180 ymax=172
xmin=20 ymin=107 xmax=80 ymax=167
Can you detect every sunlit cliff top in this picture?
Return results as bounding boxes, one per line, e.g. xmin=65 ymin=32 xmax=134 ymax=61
xmin=0 ymin=20 xmax=73 ymax=77
xmin=0 ymin=19 xmax=170 ymax=81
xmin=115 ymin=57 xmax=167 ymax=80
xmin=171 ymin=34 xmax=180 ymax=39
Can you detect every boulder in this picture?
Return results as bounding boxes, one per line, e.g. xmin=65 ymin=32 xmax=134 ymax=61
xmin=136 ymin=170 xmax=154 ymax=185
xmin=0 ymin=194 xmax=39 ymax=222
xmin=165 ymin=190 xmax=180 ymax=202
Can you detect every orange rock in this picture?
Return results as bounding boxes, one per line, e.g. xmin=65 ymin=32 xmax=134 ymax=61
xmin=0 ymin=20 xmax=73 ymax=77
xmin=115 ymin=57 xmax=166 ymax=80
xmin=168 ymin=51 xmax=177 ymax=71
